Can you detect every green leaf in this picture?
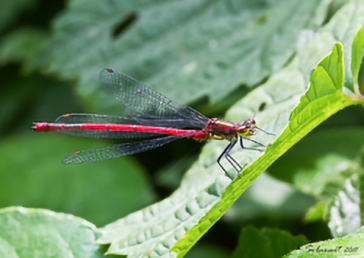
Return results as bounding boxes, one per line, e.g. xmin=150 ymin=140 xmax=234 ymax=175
xmin=284 ymin=226 xmax=364 ymax=257
xmin=0 ymin=134 xmax=156 ymax=227
xmin=96 ymin=7 xmax=364 ymax=254
xmin=95 ymin=38 xmax=354 ymax=257
xmin=351 ymin=25 xmax=364 ymax=94
xmin=324 ymin=0 xmax=364 ymax=92
xmin=230 ymin=226 xmax=307 ymax=258
xmin=37 ymin=0 xmax=330 ymax=107
xmin=0 ymin=28 xmax=49 ymax=72
xmin=0 ymin=207 xmax=104 ymax=258
xmin=171 ymin=42 xmax=354 ymax=258
xmin=304 ymin=203 xmax=327 ymax=222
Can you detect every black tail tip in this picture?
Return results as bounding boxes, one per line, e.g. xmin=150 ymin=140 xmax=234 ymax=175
xmin=31 ymin=122 xmax=38 ymax=131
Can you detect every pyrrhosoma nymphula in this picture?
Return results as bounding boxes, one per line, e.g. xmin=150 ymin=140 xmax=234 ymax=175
xmin=33 ymin=68 xmax=274 ymax=180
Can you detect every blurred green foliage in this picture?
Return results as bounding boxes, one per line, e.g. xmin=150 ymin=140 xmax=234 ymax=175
xmin=1 ymin=0 xmax=364 ymax=257
xmin=230 ymin=226 xmax=307 ymax=258
xmin=0 ymin=134 xmax=155 ymax=227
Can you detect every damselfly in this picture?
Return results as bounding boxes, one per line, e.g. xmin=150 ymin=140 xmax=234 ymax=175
xmin=33 ymin=68 xmax=274 ymax=180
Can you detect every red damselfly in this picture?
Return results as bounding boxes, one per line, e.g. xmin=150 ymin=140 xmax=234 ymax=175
xmin=33 ymin=68 xmax=274 ymax=180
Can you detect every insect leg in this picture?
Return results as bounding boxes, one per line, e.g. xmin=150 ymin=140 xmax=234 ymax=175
xmin=224 ymin=139 xmax=243 ymax=178
xmin=228 ymin=154 xmax=243 ymax=170
xmin=243 ymin=137 xmax=266 ymax=147
xmin=240 ymin=137 xmax=264 ymax=152
xmin=217 ymin=142 xmax=235 ymax=180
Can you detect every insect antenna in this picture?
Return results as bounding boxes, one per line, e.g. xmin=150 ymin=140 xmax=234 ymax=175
xmin=256 ymin=127 xmax=275 ymax=136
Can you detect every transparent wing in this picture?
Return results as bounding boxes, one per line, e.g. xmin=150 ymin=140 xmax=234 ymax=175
xmin=100 ymin=68 xmax=209 ymax=128
xmin=62 ymin=135 xmax=183 ymax=164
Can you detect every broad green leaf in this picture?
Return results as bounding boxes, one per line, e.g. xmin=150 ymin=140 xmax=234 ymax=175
xmin=0 ymin=134 xmax=156 ymax=227
xmin=37 ymin=0 xmax=330 ymax=108
xmin=0 ymin=207 xmax=104 ymax=258
xmin=171 ymin=42 xmax=354 ymax=258
xmin=96 ymin=5 xmax=364 ymax=255
xmin=286 ymin=0 xmax=364 ymax=94
xmin=305 ymin=203 xmax=327 ymax=222
xmin=326 ymin=1 xmax=364 ymax=92
xmin=284 ymin=226 xmax=364 ymax=257
xmin=230 ymin=226 xmax=307 ymax=258
xmin=351 ymin=25 xmax=364 ymax=93
xmin=0 ymin=28 xmax=49 ymax=73
xmin=96 ymin=39 xmax=353 ymax=257
xmin=96 ymin=3 xmax=364 ymax=253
